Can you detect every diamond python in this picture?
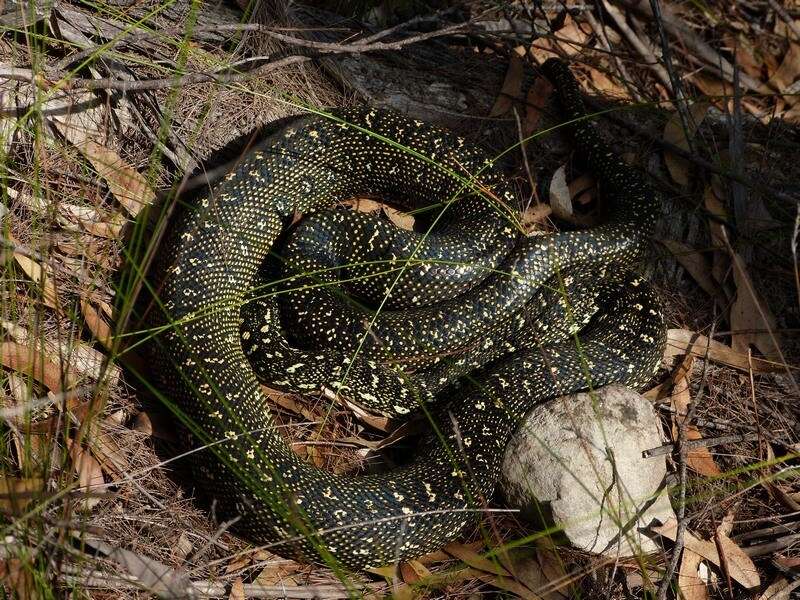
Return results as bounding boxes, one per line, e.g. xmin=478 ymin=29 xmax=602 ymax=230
xmin=148 ymin=59 xmax=666 ymax=569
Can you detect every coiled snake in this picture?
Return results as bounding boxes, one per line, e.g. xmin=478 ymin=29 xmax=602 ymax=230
xmin=148 ymin=59 xmax=666 ymax=569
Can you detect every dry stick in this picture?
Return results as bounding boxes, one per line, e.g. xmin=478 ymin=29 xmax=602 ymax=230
xmin=600 ymin=0 xmax=673 ymax=93
xmin=769 ymin=0 xmax=800 ymax=41
xmin=642 ymin=432 xmax=761 ymax=458
xmin=655 ymin=318 xmax=715 ymax=600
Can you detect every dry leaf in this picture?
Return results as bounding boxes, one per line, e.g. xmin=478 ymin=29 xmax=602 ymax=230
xmin=399 ymin=559 xmax=430 ymax=584
xmin=51 ymin=95 xmax=155 ymax=217
xmin=663 ymin=101 xmax=711 ymax=186
xmin=521 ymin=202 xmax=552 ymax=234
xmin=659 ymin=239 xmax=724 ymax=305
xmin=80 ymin=297 xmax=113 ymax=349
xmin=523 ymin=75 xmax=553 ymax=136
xmin=729 ymin=253 xmax=783 ymax=362
xmin=472 ymin=570 xmax=542 ymax=600
xmin=766 ymin=43 xmax=800 ymax=102
xmin=653 ymin=518 xmax=760 ymax=589
xmin=443 ymin=543 xmax=509 ymax=577
xmin=679 ymin=548 xmax=710 ymax=600
xmin=490 ymin=51 xmax=525 ymax=117
xmin=548 ymin=164 xmax=572 ymax=219
xmin=759 ymin=578 xmax=800 ymax=600
xmin=0 ymin=478 xmax=42 ymax=514
xmin=668 ymin=360 xmax=722 ymax=477
xmin=382 ymin=206 xmax=415 ymax=231
xmin=67 ymin=439 xmax=105 ymax=510
xmin=703 ymin=187 xmax=731 ymax=293
xmin=715 ymin=529 xmax=761 ymax=591
xmin=590 ymin=67 xmax=630 ymax=99
xmin=664 ymin=329 xmax=780 ymax=373
xmin=80 ymin=140 xmax=155 ymax=217
xmin=345 ymin=198 xmax=383 ymax=213
xmin=8 ymin=232 xmax=59 ymax=310
xmin=230 ymin=576 xmax=247 ymax=599
xmin=553 ymin=15 xmax=588 ymax=56
xmin=87 ymin=425 xmax=129 ymax=480
xmin=6 ymin=558 xmax=38 ymax=600
xmin=497 ymin=545 xmax=571 ymax=600
xmin=1 ymin=341 xmax=73 ymax=392
xmin=89 ymin=539 xmax=193 ymax=597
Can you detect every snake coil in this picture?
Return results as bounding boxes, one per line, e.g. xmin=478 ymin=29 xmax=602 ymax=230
xmin=148 ymin=59 xmax=666 ymax=569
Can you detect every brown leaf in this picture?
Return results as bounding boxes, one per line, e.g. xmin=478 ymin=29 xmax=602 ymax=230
xmin=759 ymin=578 xmax=800 ymax=600
xmin=679 ymin=548 xmax=710 ymax=600
xmin=228 ymin=577 xmax=245 ymax=600
xmin=382 ymin=206 xmax=415 ymax=231
xmin=664 ymin=329 xmax=780 ymax=373
xmin=653 ymin=518 xmax=760 ymax=589
xmin=9 ymin=233 xmax=59 ymax=310
xmin=524 ymin=75 xmax=553 ymax=136
xmin=443 ymin=543 xmax=509 ymax=577
xmin=589 ymin=67 xmax=630 ymax=99
xmin=490 ymin=51 xmax=525 ymax=117
xmin=548 ymin=164 xmax=572 ymax=219
xmin=663 ymin=101 xmax=711 ymax=186
xmin=553 ymin=15 xmax=588 ymax=56
xmin=716 ymin=529 xmax=762 ymax=591
xmin=1 ymin=341 xmax=72 ymax=391
xmin=703 ymin=187 xmax=731 ymax=293
xmin=0 ymin=478 xmax=43 ymax=515
xmin=729 ymin=253 xmax=783 ymax=362
xmin=521 ymin=203 xmax=552 ymax=234
xmin=79 ymin=297 xmax=113 ymax=350
xmin=399 ymin=559 xmax=430 ymax=584
xmin=51 ymin=96 xmax=155 ymax=218
xmin=345 ymin=198 xmax=383 ymax=213
xmin=6 ymin=557 xmax=39 ymax=600
xmin=668 ymin=363 xmax=722 ymax=477
xmin=472 ymin=571 xmax=542 ymax=600
xmin=87 ymin=424 xmax=129 ymax=480
xmin=766 ymin=43 xmax=800 ymax=102
xmin=497 ymin=545 xmax=570 ymax=600
xmin=67 ymin=438 xmax=105 ymax=510
xmin=81 ymin=140 xmax=155 ymax=217
xmin=658 ymin=239 xmax=726 ymax=307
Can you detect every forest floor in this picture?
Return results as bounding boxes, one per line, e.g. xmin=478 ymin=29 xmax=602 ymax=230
xmin=0 ymin=0 xmax=799 ymax=598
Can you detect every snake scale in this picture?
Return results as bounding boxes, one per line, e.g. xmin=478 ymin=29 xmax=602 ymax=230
xmin=148 ymin=58 xmax=666 ymax=569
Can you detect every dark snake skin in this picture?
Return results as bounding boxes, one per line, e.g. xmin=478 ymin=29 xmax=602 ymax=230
xmin=148 ymin=59 xmax=666 ymax=570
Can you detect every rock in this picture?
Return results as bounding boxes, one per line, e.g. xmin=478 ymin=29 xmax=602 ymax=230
xmin=500 ymin=384 xmax=674 ymax=557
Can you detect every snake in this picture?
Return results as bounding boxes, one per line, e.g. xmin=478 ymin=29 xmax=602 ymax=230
xmin=147 ymin=58 xmax=666 ymax=570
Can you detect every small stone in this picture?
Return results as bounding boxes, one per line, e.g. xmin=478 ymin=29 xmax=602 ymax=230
xmin=500 ymin=384 xmax=674 ymax=557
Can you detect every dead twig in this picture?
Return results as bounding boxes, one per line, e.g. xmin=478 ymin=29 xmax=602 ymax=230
xmin=1 ymin=22 xmax=469 ymax=92
xmin=642 ymin=432 xmax=762 ymax=458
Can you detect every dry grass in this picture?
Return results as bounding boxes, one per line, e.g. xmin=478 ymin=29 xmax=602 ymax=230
xmin=1 ymin=0 xmax=798 ymax=598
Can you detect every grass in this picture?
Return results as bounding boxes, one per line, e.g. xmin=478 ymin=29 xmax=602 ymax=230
xmin=1 ymin=0 xmax=798 ymax=598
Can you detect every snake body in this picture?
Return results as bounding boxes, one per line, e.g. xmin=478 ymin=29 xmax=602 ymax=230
xmin=149 ymin=59 xmax=666 ymax=569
